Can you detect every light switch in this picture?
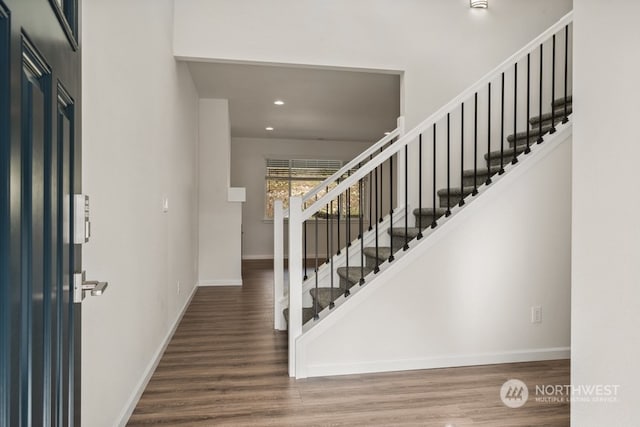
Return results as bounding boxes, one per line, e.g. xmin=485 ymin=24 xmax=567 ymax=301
xmin=162 ymin=196 xmax=169 ymax=213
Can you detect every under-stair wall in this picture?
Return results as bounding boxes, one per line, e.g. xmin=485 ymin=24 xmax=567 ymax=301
xmin=296 ymin=130 xmax=572 ymax=378
xmin=282 ymin=12 xmax=573 ymax=376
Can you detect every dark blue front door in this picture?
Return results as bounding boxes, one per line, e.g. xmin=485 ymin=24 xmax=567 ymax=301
xmin=1 ymin=0 xmax=81 ymax=425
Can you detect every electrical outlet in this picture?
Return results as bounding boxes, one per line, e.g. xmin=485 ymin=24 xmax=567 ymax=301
xmin=531 ymin=306 xmax=542 ymax=323
xmin=177 ymin=281 xmax=180 ymax=295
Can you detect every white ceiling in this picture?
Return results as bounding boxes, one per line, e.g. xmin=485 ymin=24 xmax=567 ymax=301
xmin=187 ymin=61 xmax=401 ymax=142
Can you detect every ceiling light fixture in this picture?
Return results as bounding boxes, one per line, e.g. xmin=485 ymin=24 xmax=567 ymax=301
xmin=274 ymin=100 xmax=285 ymax=106
xmin=384 ymin=132 xmax=391 ymax=136
xmin=265 ymin=127 xmax=274 ymax=131
xmin=470 ymin=0 xmax=488 ymax=8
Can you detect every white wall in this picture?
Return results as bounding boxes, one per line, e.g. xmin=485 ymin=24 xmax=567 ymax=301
xmin=198 ymin=99 xmax=243 ymax=285
xmin=231 ymin=137 xmax=373 ymax=258
xmin=82 ymin=1 xmax=199 ymax=426
xmin=572 ymin=1 xmax=640 ymax=424
xmin=174 ymin=0 xmax=572 ymax=130
xmin=297 ymin=133 xmax=572 ymax=378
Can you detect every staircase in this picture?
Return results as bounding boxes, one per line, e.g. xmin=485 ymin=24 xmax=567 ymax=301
xmin=283 ymin=96 xmax=571 ymax=325
xmin=275 ymin=12 xmax=573 ymax=378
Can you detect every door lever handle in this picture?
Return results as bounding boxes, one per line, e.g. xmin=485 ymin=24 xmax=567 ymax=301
xmin=82 ymin=280 xmax=108 ymax=296
xmin=74 ymin=272 xmax=109 ymax=302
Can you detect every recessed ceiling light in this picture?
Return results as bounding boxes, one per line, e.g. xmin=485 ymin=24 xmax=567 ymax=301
xmin=274 ymin=100 xmax=285 ymax=106
xmin=265 ymin=127 xmax=274 ymax=131
xmin=470 ymin=0 xmax=488 ymax=8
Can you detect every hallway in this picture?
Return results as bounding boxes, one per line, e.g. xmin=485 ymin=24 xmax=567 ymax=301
xmin=127 ymin=260 xmax=569 ymax=426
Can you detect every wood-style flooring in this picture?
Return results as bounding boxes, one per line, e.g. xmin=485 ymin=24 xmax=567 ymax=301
xmin=128 ymin=260 xmax=569 ymax=426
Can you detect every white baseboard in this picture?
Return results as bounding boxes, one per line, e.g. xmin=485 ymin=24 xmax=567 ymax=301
xmin=198 ymin=279 xmax=243 ymax=286
xmin=117 ymin=284 xmax=198 ymax=426
xmin=241 ymin=254 xmax=328 ymax=260
xmin=300 ymin=347 xmax=570 ymax=379
xmin=242 ymin=254 xmax=274 ymax=260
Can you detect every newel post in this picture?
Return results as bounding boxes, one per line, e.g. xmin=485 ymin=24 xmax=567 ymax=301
xmin=273 ymin=201 xmax=286 ymax=331
xmin=288 ymin=196 xmax=303 ymax=377
xmin=396 ymin=116 xmax=407 ymax=209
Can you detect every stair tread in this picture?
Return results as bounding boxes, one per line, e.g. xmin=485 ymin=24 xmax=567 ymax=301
xmin=283 ymin=307 xmax=316 ymax=325
xmin=437 ymin=186 xmax=476 ymax=197
xmin=413 ymin=207 xmax=448 ymax=216
xmin=529 ymin=106 xmax=573 ymax=125
xmin=388 ymin=227 xmax=421 ymax=238
xmin=461 ymin=166 xmax=502 ymax=177
xmin=337 ymin=266 xmax=374 ymax=283
xmin=552 ymin=96 xmax=572 ymax=107
xmin=309 ymin=287 xmax=347 ymax=310
xmin=507 ymin=125 xmax=552 ymax=142
xmin=484 ymin=144 xmax=529 ymax=161
xmin=363 ymin=246 xmax=392 ymax=261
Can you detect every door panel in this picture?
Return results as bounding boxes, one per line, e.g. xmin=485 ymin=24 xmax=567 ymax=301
xmin=57 ymin=87 xmax=74 ymax=427
xmin=0 ymin=3 xmax=10 ymax=426
xmin=1 ymin=0 xmax=81 ymax=425
xmin=21 ymin=37 xmax=53 ymax=427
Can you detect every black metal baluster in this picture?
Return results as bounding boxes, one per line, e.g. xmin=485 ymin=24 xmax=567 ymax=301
xmin=347 ymin=171 xmax=352 ymax=248
xmin=329 ymin=199 xmax=335 ymax=309
xmin=368 ymin=155 xmax=373 ymax=231
xmin=336 ymin=180 xmax=341 ymax=256
xmin=446 ymin=113 xmax=451 ymax=216
xmin=303 ymin=221 xmax=308 ymax=280
xmin=326 ymin=190 xmax=330 ymax=263
xmin=313 ymin=195 xmax=318 ymax=270
xmin=359 ymin=175 xmax=365 ymax=285
xmin=538 ymin=43 xmax=544 ymax=144
xmin=388 ymin=152 xmax=395 ymax=262
xmin=512 ymin=62 xmax=518 ymax=165
xmin=525 ymin=53 xmax=531 ymax=155
xmin=345 ymin=173 xmax=351 ymax=291
xmin=563 ymin=25 xmax=569 ymax=124
xmin=357 ymin=162 xmax=362 ymax=240
xmin=374 ymin=162 xmax=380 ymax=273
xmin=379 ymin=148 xmax=383 ymax=223
xmin=431 ymin=123 xmax=437 ymax=230
xmin=473 ymin=92 xmax=479 ymax=196
xmin=314 ymin=214 xmax=319 ymax=320
xmin=500 ymin=72 xmax=505 ymax=174
xmin=460 ymin=103 xmax=465 ymax=206
xmin=403 ymin=144 xmax=409 ymax=250
xmin=550 ymin=34 xmax=557 ymax=134
xmin=486 ymin=82 xmax=492 ymax=185
xmin=417 ymin=134 xmax=423 ymax=239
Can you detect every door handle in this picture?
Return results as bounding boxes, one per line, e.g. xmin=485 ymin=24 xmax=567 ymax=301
xmin=74 ymin=271 xmax=108 ymax=302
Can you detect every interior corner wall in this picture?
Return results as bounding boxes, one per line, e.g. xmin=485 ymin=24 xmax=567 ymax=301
xmin=81 ymin=0 xmax=200 ymax=426
xmin=231 ymin=137 xmax=373 ymax=259
xmin=572 ymin=1 xmax=640 ymax=425
xmin=173 ymin=0 xmax=573 ymax=130
xmin=198 ymin=99 xmax=243 ymax=284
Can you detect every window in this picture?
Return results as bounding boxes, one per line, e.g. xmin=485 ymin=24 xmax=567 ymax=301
xmin=265 ymin=159 xmax=364 ymax=219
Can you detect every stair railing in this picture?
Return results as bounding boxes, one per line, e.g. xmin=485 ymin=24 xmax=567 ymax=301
xmin=273 ymin=120 xmax=405 ymax=330
xmin=287 ymin=11 xmax=573 ymax=376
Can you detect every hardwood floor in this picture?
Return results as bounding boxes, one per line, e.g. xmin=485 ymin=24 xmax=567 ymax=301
xmin=128 ymin=260 xmax=570 ymax=426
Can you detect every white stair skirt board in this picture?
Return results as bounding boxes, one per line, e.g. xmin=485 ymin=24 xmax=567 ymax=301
xmin=198 ymin=279 xmax=243 ymax=286
xmin=300 ymin=347 xmax=571 ymax=379
xmin=117 ymin=284 xmax=198 ymax=426
xmin=294 ymin=124 xmax=572 ymax=379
